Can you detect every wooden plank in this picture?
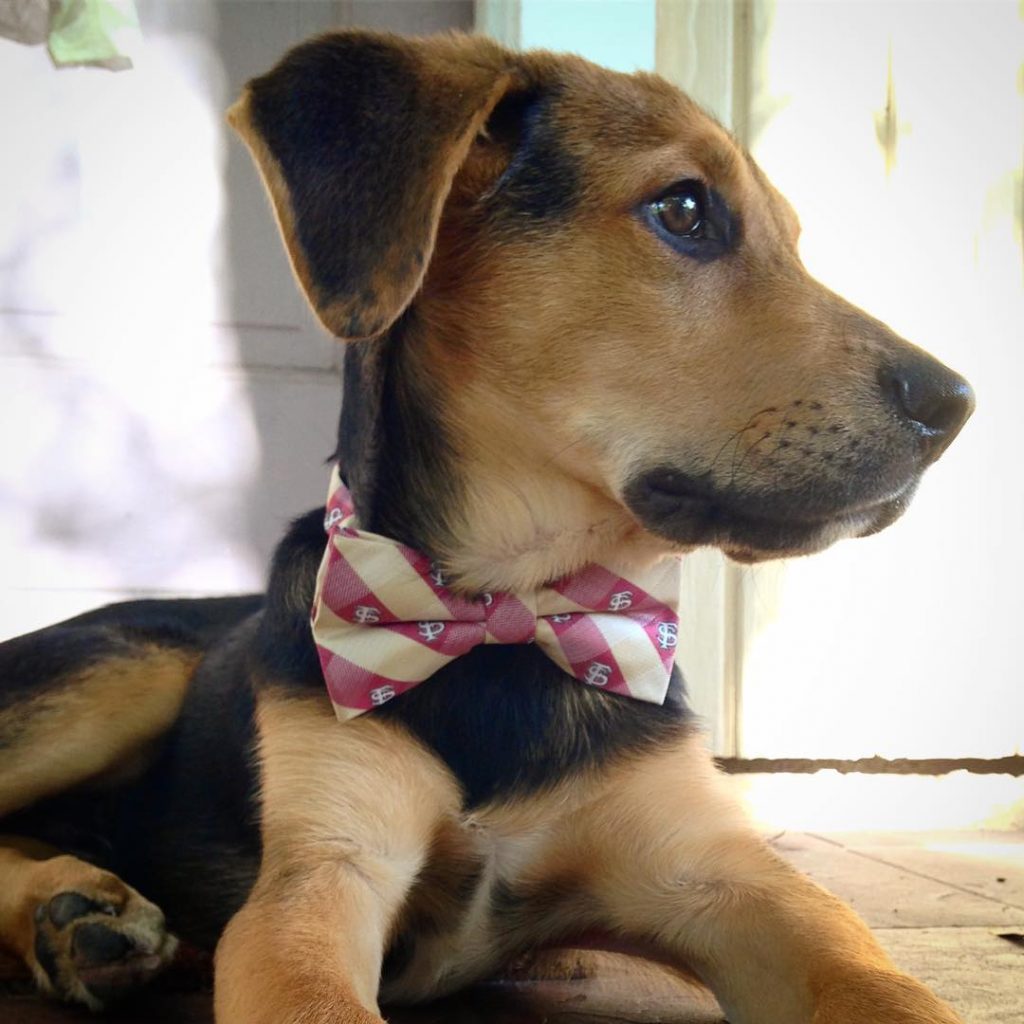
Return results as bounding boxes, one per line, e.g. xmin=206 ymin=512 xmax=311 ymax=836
xmin=772 ymin=832 xmax=1024 ymax=930
xmin=820 ymin=831 xmax=1024 ymax=909
xmin=876 ymin=927 xmax=1024 ymax=1024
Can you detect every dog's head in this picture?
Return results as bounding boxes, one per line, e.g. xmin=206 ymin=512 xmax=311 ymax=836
xmin=231 ymin=31 xmax=973 ymax=592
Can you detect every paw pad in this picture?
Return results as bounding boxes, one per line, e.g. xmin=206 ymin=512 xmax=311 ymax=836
xmin=44 ymin=891 xmax=117 ymax=928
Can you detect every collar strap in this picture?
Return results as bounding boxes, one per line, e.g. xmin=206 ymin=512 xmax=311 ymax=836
xmin=311 ymin=466 xmax=682 ymax=721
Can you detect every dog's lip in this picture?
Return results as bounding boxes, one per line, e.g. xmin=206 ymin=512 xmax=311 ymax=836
xmin=623 ymin=468 xmax=915 ymax=560
xmin=637 ymin=467 xmax=898 ymax=525
xmin=674 ymin=498 xmax=901 ymax=561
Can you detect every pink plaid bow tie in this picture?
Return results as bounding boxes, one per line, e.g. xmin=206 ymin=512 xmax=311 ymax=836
xmin=311 ymin=467 xmax=682 ymax=722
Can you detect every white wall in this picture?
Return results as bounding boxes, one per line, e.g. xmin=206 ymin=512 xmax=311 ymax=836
xmin=737 ymin=0 xmax=1023 ymax=759
xmin=0 ymin=0 xmax=472 ymax=639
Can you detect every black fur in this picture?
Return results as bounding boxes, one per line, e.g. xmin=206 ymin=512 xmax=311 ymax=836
xmin=380 ymin=652 xmax=691 ymax=808
xmin=120 ymin=617 xmax=263 ymax=949
xmin=59 ymin=596 xmax=264 ymax=641
xmin=252 ymin=509 xmax=326 ymax=687
xmin=246 ymin=35 xmax=419 ymax=305
xmin=0 ymin=628 xmax=130 ymax=714
xmin=246 ymin=32 xmax=518 ymax=335
xmin=340 ymin=316 xmax=462 ymax=553
xmin=335 ymin=340 xmax=388 ymax=524
xmin=380 ymin=931 xmax=417 ymax=986
xmin=0 ymin=597 xmax=261 ymax=730
xmin=486 ymin=90 xmax=580 ymax=225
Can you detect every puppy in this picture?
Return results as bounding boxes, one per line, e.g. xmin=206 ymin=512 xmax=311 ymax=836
xmin=0 ymin=30 xmax=973 ymax=1024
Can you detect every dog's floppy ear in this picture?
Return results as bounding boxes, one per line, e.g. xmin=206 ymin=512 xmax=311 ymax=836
xmin=228 ymin=31 xmax=514 ymax=340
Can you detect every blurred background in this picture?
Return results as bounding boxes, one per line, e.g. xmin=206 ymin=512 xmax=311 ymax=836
xmin=1 ymin=0 xmax=1021 ymax=829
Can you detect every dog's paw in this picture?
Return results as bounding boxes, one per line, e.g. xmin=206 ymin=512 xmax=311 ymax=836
xmin=28 ymin=863 xmax=178 ymax=1010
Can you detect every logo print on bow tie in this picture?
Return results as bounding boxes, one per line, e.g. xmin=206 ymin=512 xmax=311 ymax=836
xmin=657 ymin=621 xmax=679 ymax=650
xmin=418 ymin=621 xmax=446 ymax=643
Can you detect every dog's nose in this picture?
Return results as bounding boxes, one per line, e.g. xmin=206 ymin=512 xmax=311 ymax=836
xmin=879 ymin=353 xmax=975 ymax=455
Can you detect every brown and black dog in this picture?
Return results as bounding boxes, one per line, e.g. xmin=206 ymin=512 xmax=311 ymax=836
xmin=0 ymin=30 xmax=974 ymax=1024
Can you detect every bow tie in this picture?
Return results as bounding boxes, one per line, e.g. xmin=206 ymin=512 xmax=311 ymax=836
xmin=310 ymin=467 xmax=682 ymax=722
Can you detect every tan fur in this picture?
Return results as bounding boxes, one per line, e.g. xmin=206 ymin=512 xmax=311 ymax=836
xmin=417 ymin=64 xmax=894 ymax=589
xmin=0 ymin=648 xmax=196 ymax=818
xmin=222 ymin=708 xmax=958 ymax=1019
xmin=215 ymin=691 xmax=463 ymax=1023
xmin=559 ymin=738 xmax=955 ymax=1023
xmin=0 ymin=837 xmax=64 ymax=961
xmin=380 ymin=732 xmax=961 ymax=1023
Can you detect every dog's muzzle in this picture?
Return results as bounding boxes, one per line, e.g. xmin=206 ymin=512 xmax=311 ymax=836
xmin=623 ymin=352 xmax=974 ymax=560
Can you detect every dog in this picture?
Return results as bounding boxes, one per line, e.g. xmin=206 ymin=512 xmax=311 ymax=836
xmin=0 ymin=29 xmax=974 ymax=1024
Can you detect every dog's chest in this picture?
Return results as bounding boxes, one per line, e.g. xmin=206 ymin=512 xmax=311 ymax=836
xmin=380 ymin=815 xmax=586 ymax=1003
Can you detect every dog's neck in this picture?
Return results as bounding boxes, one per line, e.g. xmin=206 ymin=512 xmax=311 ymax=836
xmin=443 ymin=466 xmax=658 ymax=593
xmin=336 ymin=319 xmax=668 ymax=595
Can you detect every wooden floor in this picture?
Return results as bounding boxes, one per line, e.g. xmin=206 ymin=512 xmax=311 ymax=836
xmin=2 ymin=830 xmax=1022 ymax=1024
xmin=1 ymin=950 xmax=720 ymax=1024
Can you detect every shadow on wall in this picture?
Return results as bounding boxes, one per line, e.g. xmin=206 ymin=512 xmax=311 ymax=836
xmin=0 ymin=0 xmax=267 ymax=635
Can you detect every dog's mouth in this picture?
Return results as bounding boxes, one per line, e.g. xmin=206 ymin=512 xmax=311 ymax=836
xmin=623 ymin=466 xmax=917 ymax=562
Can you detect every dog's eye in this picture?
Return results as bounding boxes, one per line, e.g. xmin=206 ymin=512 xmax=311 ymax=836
xmin=650 ymin=187 xmax=706 ymax=237
xmin=641 ymin=180 xmax=734 ymax=261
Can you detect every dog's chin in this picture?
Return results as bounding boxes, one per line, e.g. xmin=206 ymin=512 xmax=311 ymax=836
xmin=623 ymin=472 xmax=918 ymax=563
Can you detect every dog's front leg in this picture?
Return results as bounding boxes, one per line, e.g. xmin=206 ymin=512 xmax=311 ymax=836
xmin=214 ymin=696 xmax=462 ymax=1024
xmin=574 ymin=734 xmax=961 ymax=1024
xmin=215 ymin=862 xmax=392 ymax=1024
